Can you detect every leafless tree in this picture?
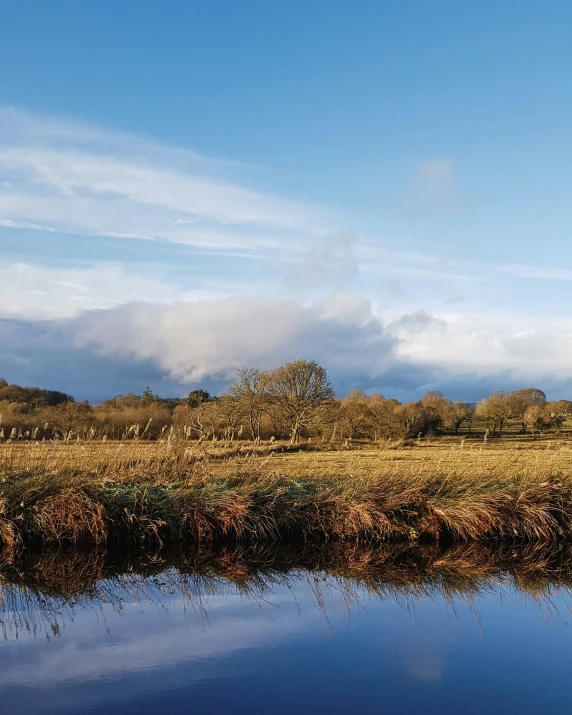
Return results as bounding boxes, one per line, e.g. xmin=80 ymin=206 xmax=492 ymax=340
xmin=340 ymin=390 xmax=371 ymax=439
xmin=227 ymin=367 xmax=265 ymax=444
xmin=448 ymin=402 xmax=475 ymax=435
xmin=261 ymin=360 xmax=335 ymax=444
xmin=507 ymin=388 xmax=547 ymax=434
xmin=476 ymin=391 xmax=512 ymax=437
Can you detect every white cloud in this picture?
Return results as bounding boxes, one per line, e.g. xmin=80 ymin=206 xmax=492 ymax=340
xmin=70 ymin=293 xmax=396 ymax=382
xmin=0 ymin=146 xmax=318 ymax=229
xmin=389 ymin=310 xmax=447 ymax=337
xmin=501 ymin=264 xmax=572 ymax=282
xmin=4 ymin=260 xmax=572 ymax=390
xmin=3 ymin=257 xmax=572 ymax=394
xmin=0 ymin=218 xmax=55 ymax=231
xmin=67 ymin=294 xmax=572 ymax=384
xmin=0 ymin=106 xmax=245 ymax=172
xmin=396 ymin=309 xmax=572 ymax=378
xmin=0 ymin=262 xmax=187 ymax=320
xmin=0 ymin=107 xmax=327 ymax=252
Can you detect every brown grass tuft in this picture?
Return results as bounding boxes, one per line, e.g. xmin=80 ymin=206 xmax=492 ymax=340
xmin=32 ymin=488 xmax=107 ymax=545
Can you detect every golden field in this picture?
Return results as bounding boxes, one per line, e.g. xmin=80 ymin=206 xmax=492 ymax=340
xmin=2 ymin=436 xmax=572 ymax=557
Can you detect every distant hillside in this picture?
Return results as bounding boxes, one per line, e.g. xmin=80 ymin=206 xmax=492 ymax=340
xmin=0 ymin=379 xmax=74 ymax=407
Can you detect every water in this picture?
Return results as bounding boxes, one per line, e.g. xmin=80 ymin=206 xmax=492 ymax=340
xmin=2 ymin=543 xmax=572 ymax=714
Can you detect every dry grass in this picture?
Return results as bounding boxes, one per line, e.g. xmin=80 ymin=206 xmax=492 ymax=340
xmin=2 ymin=438 xmax=572 ymax=556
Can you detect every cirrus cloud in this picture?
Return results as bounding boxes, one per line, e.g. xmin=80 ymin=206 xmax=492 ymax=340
xmin=0 ymin=107 xmax=328 ymax=254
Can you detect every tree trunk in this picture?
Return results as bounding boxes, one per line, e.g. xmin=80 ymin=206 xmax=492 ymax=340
xmin=290 ymin=423 xmax=300 ymax=444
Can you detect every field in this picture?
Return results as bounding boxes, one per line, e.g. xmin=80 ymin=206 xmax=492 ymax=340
xmin=2 ymin=436 xmax=572 ymax=557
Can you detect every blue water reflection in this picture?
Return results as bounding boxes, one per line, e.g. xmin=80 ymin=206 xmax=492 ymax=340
xmin=1 ymin=550 xmax=572 ymax=714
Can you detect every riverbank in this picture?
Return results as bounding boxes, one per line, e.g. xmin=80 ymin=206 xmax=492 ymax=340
xmin=2 ymin=439 xmax=572 ymax=556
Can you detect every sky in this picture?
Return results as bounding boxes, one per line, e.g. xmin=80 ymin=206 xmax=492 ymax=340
xmin=1 ymin=0 xmax=572 ymax=402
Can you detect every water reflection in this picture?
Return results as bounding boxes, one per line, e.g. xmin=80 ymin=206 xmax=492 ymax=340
xmin=2 ymin=540 xmax=572 ymax=640
xmin=2 ymin=542 xmax=572 ymax=714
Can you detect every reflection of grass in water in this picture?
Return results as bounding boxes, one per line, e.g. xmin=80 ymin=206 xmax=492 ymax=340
xmin=2 ymin=541 xmax=572 ymax=640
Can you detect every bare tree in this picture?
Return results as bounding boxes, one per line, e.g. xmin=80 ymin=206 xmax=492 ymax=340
xmin=420 ymin=391 xmax=453 ymax=434
xmin=261 ymin=360 xmax=335 ymax=444
xmin=340 ymin=390 xmax=371 ymax=439
xmin=187 ymin=402 xmax=216 ymax=443
xmin=46 ymin=401 xmax=91 ymax=440
xmin=524 ymin=404 xmax=546 ymax=436
xmin=368 ymin=395 xmax=402 ymax=441
xmin=476 ymin=391 xmax=512 ymax=437
xmin=548 ymin=400 xmax=572 ymax=433
xmin=227 ymin=367 xmax=264 ymax=444
xmin=216 ymin=395 xmax=243 ymax=441
xmin=394 ymin=401 xmax=426 ymax=439
xmin=448 ymin=402 xmax=475 ymax=435
xmin=507 ymin=388 xmax=547 ymax=434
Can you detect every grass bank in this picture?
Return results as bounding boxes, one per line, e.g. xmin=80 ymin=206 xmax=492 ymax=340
xmin=2 ymin=439 xmax=572 ymax=557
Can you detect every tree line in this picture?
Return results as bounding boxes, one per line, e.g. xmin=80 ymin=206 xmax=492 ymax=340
xmin=1 ymin=362 xmax=570 ymax=443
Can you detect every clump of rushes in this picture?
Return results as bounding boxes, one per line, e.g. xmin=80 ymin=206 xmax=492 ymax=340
xmin=2 ymin=439 xmax=572 ymax=559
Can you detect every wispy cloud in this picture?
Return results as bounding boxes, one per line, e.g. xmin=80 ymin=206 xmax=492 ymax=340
xmin=287 ymin=231 xmax=358 ymax=291
xmin=0 ymin=218 xmax=55 ymax=231
xmin=395 ymin=159 xmax=475 ymax=223
xmin=0 ymin=262 xmax=186 ymax=320
xmin=0 ymin=107 xmax=328 ymax=252
xmin=501 ymin=264 xmax=572 ymax=282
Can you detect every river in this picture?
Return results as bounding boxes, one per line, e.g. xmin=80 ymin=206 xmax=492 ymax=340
xmin=1 ymin=543 xmax=571 ymax=714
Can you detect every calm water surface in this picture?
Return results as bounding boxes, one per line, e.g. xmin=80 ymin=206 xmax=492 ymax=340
xmin=1 ymin=545 xmax=572 ymax=714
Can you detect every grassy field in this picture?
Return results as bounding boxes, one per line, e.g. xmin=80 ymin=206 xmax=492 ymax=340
xmin=2 ymin=436 xmax=572 ymax=556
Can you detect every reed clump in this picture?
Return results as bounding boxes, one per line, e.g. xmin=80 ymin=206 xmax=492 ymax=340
xmin=2 ymin=439 xmax=572 ymax=558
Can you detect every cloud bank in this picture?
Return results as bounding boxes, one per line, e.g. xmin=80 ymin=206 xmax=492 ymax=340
xmin=3 ymin=291 xmax=572 ymax=403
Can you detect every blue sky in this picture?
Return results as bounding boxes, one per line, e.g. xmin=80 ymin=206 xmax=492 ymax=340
xmin=1 ymin=1 xmax=572 ymax=401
